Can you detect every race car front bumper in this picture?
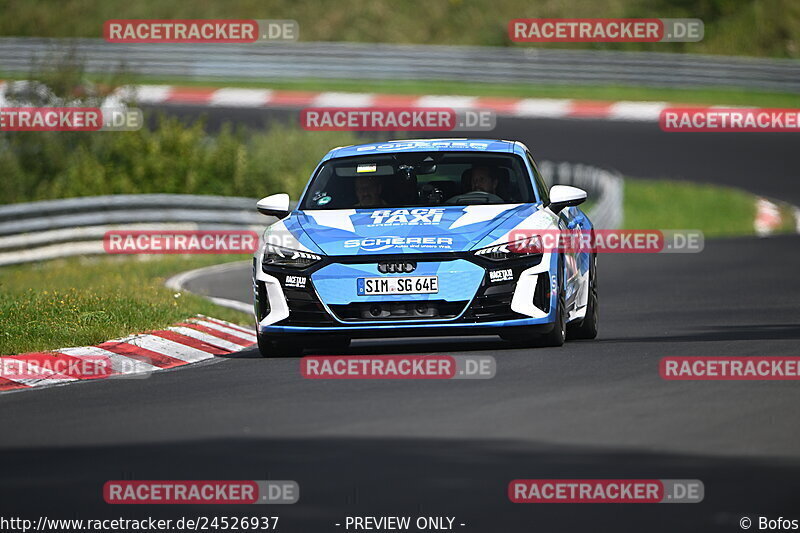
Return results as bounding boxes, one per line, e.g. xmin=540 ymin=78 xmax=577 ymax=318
xmin=254 ymin=252 xmax=559 ymax=338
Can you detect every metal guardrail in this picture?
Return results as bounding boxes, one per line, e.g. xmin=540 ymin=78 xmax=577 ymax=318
xmin=539 ymin=161 xmax=624 ymax=231
xmin=1 ymin=38 xmax=798 ymax=92
xmin=0 ymin=161 xmax=623 ymax=266
xmin=0 ymin=194 xmax=265 ymax=237
xmin=0 ymin=194 xmax=268 ymax=266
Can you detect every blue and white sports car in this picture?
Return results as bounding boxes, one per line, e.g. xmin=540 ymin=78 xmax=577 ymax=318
xmin=253 ymin=139 xmax=598 ymax=356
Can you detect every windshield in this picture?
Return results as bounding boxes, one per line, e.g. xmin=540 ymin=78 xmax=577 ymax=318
xmin=300 ymin=152 xmax=537 ymax=210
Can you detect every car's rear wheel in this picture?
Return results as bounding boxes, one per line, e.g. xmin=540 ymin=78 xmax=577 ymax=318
xmin=567 ymin=254 xmax=598 ymax=340
xmin=257 ymin=333 xmax=303 ymax=358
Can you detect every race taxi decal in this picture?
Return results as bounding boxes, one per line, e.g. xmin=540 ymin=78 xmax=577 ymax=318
xmin=369 ymin=208 xmax=446 ymax=226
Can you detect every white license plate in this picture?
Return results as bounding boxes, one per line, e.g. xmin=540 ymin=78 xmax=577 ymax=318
xmin=357 ymin=276 xmax=439 ymax=295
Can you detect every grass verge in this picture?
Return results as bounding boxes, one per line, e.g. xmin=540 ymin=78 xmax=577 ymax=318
xmin=778 ymin=204 xmax=799 ymax=233
xmin=622 ymin=178 xmax=797 ymax=237
xmin=0 ymin=254 xmax=251 ymax=355
xmin=3 ymin=72 xmax=798 ymax=108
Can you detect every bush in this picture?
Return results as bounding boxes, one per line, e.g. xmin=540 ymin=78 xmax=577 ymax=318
xmin=0 ymin=117 xmax=361 ymax=203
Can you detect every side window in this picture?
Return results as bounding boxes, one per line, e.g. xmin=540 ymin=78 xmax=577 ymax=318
xmin=526 ymin=152 xmax=549 ymax=205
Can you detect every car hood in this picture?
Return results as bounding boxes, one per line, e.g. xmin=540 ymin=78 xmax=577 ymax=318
xmin=284 ymin=204 xmax=544 ymax=256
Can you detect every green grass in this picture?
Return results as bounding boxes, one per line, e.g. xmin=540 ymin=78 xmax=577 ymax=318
xmin=779 ymin=204 xmax=799 ymax=233
xmin=1 ymin=0 xmax=799 ymax=58
xmin=623 ymin=178 xmax=761 ymax=237
xmin=0 ymin=254 xmax=251 ymax=355
xmin=4 ymin=71 xmax=798 ymax=108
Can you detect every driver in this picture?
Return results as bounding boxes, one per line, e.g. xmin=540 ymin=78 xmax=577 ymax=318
xmin=466 ymin=165 xmax=499 ymax=195
xmin=354 ymin=175 xmax=387 ymax=207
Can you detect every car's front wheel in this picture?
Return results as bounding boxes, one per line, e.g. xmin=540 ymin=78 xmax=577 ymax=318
xmin=567 ymin=253 xmax=598 ymax=340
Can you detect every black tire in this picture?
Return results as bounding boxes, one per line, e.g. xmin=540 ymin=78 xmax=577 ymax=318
xmin=567 ymin=254 xmax=599 ymax=340
xmin=257 ymin=333 xmax=303 ymax=358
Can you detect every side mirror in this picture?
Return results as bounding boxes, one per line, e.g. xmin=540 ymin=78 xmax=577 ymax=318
xmin=548 ymin=185 xmax=587 ymax=213
xmin=257 ymin=193 xmax=291 ymax=218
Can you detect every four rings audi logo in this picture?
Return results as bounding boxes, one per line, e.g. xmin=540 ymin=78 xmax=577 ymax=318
xmin=378 ymin=261 xmax=417 ymax=274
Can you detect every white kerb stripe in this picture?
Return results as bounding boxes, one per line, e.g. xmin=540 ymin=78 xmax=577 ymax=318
xmin=5 ymin=376 xmax=76 ymax=387
xmin=130 ymin=85 xmax=173 ymax=104
xmin=4 ymin=361 xmax=77 ymax=387
xmin=608 ymin=101 xmax=668 ymax=121
xmin=190 ymin=319 xmax=257 ymax=342
xmin=167 ymin=326 xmax=246 ymax=352
xmin=514 ymin=99 xmax=572 ymax=118
xmin=313 ymin=92 xmax=375 ymax=107
xmin=210 ymin=88 xmax=272 ymax=107
xmin=58 ymin=346 xmax=160 ymax=374
xmin=127 ymin=334 xmax=218 ymax=363
xmin=197 ymin=315 xmax=256 ymax=335
xmin=415 ymin=95 xmax=477 ymax=109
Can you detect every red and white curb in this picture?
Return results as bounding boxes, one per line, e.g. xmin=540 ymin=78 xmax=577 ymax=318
xmin=755 ymin=198 xmax=783 ymax=236
xmin=0 ymin=80 xmax=766 ymax=122
xmin=0 ymin=315 xmax=255 ymax=393
xmin=111 ymin=84 xmax=678 ymax=122
xmin=753 ymin=197 xmax=800 ymax=236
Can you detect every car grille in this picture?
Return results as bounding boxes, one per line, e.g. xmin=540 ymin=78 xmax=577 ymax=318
xmin=255 ymin=280 xmax=271 ymax=321
xmin=464 ymin=280 xmax=528 ymax=322
xmin=533 ymin=273 xmax=551 ymax=314
xmin=282 ymin=286 xmax=336 ymax=326
xmin=329 ymin=300 xmax=468 ymax=322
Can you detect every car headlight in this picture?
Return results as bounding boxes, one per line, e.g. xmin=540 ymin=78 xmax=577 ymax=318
xmin=262 ymin=244 xmax=322 ymax=269
xmin=473 ymin=235 xmax=543 ymax=261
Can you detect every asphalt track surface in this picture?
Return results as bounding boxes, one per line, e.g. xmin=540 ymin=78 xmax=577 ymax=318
xmin=2 ymin=105 xmax=800 ymax=532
